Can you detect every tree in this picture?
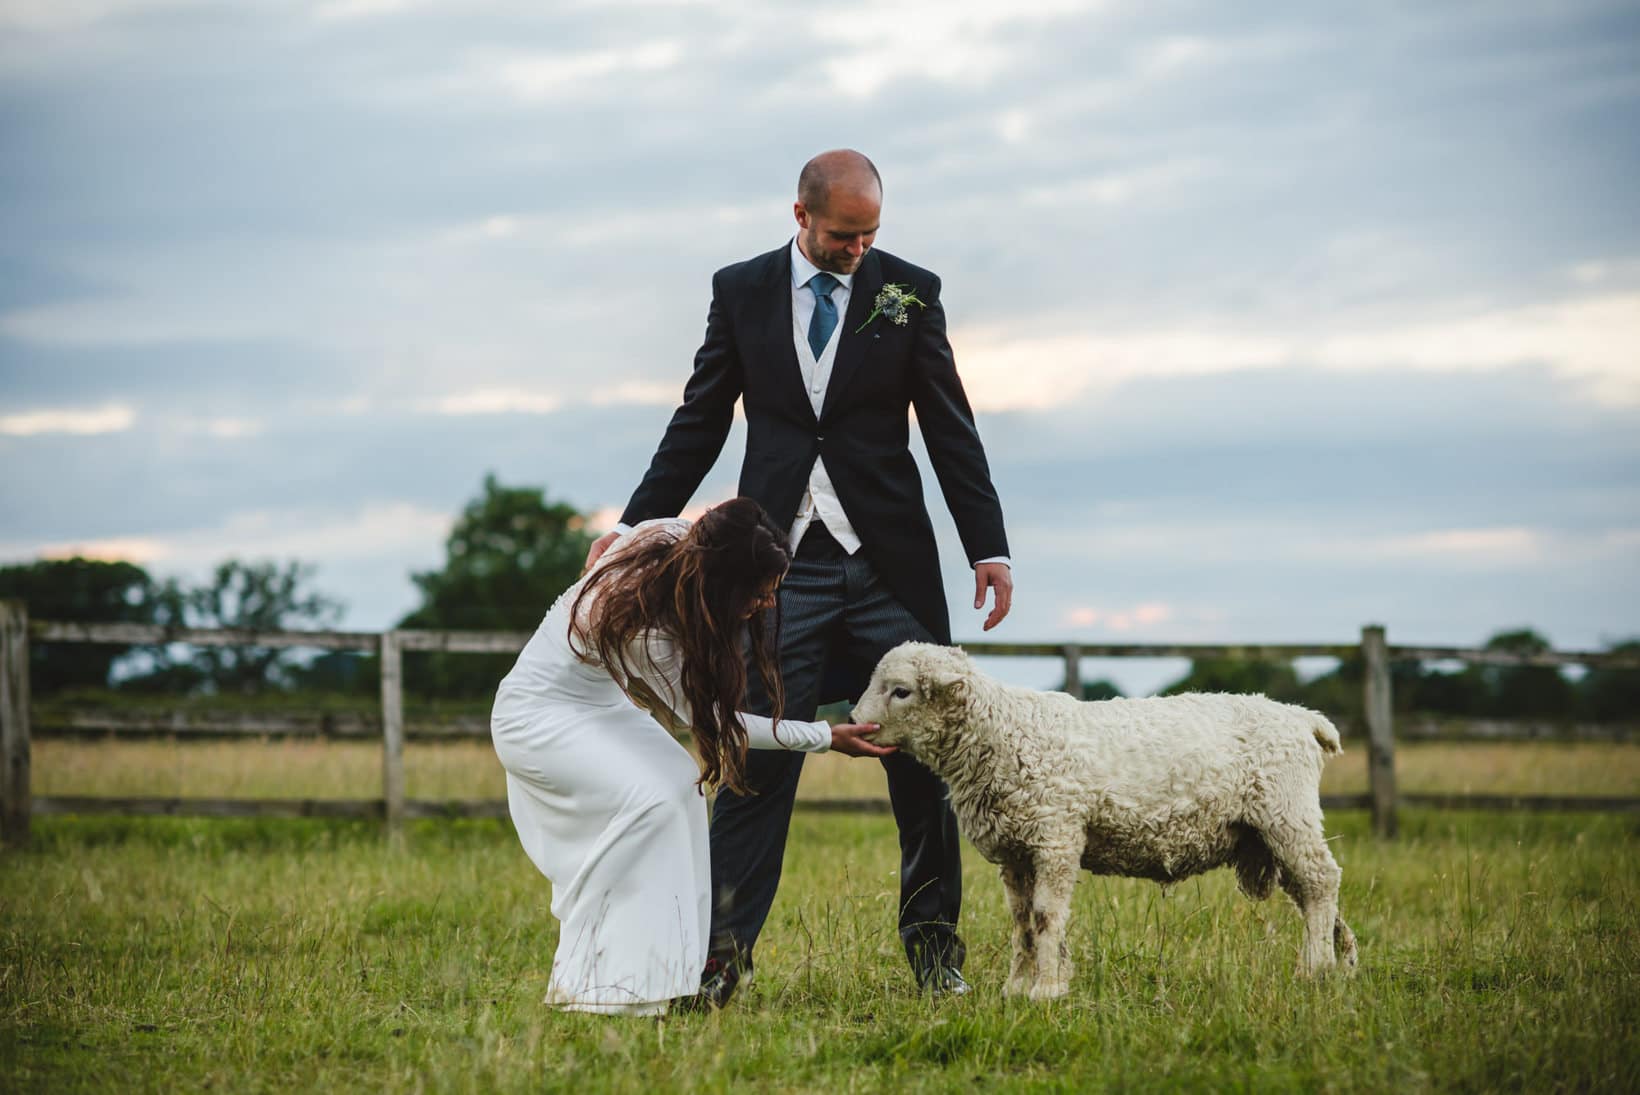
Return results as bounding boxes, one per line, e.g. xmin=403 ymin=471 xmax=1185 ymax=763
xmin=1299 ymin=653 xmax=1484 ymax=719
xmin=1400 ymin=664 xmax=1486 ymax=718
xmin=399 ymin=475 xmax=595 ymax=697
xmin=1575 ymin=639 xmax=1640 ymax=721
xmin=1079 ymin=680 xmax=1123 ymax=701
xmin=132 ymin=560 xmax=344 ymax=695
xmin=1161 ymin=656 xmax=1305 ymax=702
xmin=287 ymin=650 xmax=377 ymax=696
xmin=1472 ymin=628 xmax=1574 ymax=719
xmin=1290 ymin=654 xmax=1364 ymax=718
xmin=0 ymin=557 xmax=154 ymax=694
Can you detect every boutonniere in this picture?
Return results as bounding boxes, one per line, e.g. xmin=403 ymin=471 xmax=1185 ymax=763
xmin=854 ymin=283 xmax=926 ymax=333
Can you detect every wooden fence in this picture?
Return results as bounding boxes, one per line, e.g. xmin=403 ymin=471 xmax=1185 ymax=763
xmin=2 ymin=601 xmax=1637 ymax=847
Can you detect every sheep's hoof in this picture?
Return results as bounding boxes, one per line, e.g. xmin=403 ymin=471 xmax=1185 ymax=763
xmin=1335 ymin=922 xmax=1359 ymax=974
xmin=1003 ymin=976 xmax=1032 ymax=998
xmin=1027 ymin=980 xmax=1069 ymax=1002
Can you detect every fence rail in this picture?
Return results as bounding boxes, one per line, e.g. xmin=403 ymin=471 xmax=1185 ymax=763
xmin=27 ymin=706 xmax=1640 ymax=744
xmin=3 ymin=602 xmax=1638 ymax=847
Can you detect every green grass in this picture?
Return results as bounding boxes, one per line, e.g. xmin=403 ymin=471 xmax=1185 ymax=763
xmin=4 ymin=806 xmax=1638 ymax=1092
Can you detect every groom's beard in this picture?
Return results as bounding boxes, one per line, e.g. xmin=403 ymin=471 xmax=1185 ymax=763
xmin=801 ymin=228 xmax=867 ymax=275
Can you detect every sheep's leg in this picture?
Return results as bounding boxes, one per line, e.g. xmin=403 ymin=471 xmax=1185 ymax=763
xmin=1000 ymin=861 xmax=1036 ymax=997
xmin=1265 ymin=813 xmax=1346 ymax=978
xmin=1276 ymin=868 xmax=1341 ymax=977
xmin=1026 ymin=854 xmax=1079 ymax=1001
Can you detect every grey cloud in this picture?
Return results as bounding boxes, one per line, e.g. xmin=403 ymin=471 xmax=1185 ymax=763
xmin=977 ymin=365 xmax=1640 ymax=532
xmin=5 ymin=0 xmax=1635 ymax=327
xmin=0 ymin=251 xmax=113 ymax=311
xmin=0 ymin=337 xmax=350 ymax=403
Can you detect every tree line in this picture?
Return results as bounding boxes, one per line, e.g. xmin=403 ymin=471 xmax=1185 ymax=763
xmin=2 ymin=476 xmax=589 ymax=701
xmin=1077 ymin=628 xmax=1639 ymax=722
xmin=4 ymin=474 xmax=1636 ymax=719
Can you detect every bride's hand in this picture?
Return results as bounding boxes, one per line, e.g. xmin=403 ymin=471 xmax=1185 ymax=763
xmin=585 ymin=530 xmax=620 ymax=570
xmin=830 ymin=722 xmax=896 ymax=758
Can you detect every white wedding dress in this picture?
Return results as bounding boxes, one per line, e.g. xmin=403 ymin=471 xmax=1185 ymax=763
xmin=490 ymin=518 xmax=831 ymax=1015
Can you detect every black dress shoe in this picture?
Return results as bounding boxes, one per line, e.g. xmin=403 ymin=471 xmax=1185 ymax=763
xmin=916 ymin=964 xmax=972 ymax=997
xmin=673 ymin=956 xmax=745 ymax=1013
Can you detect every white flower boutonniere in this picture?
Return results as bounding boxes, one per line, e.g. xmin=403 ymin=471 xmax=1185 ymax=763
xmin=855 ymin=283 xmax=926 ymax=334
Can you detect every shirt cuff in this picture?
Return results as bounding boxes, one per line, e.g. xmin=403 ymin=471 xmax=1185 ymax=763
xmin=974 ymin=556 xmax=1011 ymax=569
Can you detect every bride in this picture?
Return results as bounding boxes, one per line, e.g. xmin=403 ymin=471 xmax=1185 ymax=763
xmin=490 ymin=497 xmax=891 ymax=1015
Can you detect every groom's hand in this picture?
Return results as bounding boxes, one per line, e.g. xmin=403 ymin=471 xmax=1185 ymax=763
xmin=974 ymin=562 xmax=1013 ymax=631
xmin=585 ymin=530 xmax=620 ymax=570
xmin=830 ymin=722 xmax=896 ymax=758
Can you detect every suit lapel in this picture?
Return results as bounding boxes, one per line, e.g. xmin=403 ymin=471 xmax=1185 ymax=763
xmin=755 ymin=245 xmax=814 ymax=422
xmin=821 ymin=250 xmax=883 ymax=422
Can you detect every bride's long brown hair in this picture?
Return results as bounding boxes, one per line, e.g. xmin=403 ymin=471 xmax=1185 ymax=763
xmin=568 ymin=498 xmax=789 ymax=794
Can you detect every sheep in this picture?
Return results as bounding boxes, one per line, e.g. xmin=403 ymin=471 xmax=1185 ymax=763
xmin=852 ymin=641 xmax=1358 ymax=999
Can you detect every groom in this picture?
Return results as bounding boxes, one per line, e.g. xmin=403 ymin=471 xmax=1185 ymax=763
xmin=587 ymin=149 xmax=1012 ymax=1002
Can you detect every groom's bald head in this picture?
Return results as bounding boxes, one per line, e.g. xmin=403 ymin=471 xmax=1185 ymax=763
xmin=797 ymin=149 xmax=882 ymax=215
xmin=794 ymin=150 xmax=882 ymax=276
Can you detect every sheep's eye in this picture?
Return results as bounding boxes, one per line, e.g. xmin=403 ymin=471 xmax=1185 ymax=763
xmin=891 ymin=686 xmax=912 ymax=700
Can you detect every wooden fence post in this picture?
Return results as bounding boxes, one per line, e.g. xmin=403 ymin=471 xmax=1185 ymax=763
xmin=1061 ymin=644 xmax=1083 ymax=696
xmin=1361 ymin=623 xmax=1397 ymax=839
xmin=1 ymin=600 xmax=31 ymax=849
xmin=380 ymin=630 xmax=404 ymax=839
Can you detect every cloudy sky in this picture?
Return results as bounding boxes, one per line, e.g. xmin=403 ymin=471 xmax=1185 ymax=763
xmin=2 ymin=0 xmax=1637 ymax=692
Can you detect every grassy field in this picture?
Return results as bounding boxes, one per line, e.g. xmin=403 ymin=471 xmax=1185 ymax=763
xmin=5 ymin=743 xmax=1639 ymax=1092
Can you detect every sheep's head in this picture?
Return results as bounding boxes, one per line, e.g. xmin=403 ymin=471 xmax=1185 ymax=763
xmin=851 ymin=641 xmax=975 ymax=758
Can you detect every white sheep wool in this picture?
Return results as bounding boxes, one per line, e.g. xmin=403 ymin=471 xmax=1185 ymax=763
xmin=853 ymin=642 xmax=1358 ymax=1000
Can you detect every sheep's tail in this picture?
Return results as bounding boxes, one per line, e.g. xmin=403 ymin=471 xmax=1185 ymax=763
xmin=1311 ymin=713 xmax=1342 ymax=755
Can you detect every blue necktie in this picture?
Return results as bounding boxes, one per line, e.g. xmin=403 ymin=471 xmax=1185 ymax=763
xmin=806 ymin=272 xmax=840 ymax=359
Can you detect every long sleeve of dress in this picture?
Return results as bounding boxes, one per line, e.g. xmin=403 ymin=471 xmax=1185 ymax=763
xmin=616 ymin=630 xmax=831 ymax=753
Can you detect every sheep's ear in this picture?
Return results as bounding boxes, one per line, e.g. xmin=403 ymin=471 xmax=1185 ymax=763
xmin=925 ymin=670 xmax=969 ymax=700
